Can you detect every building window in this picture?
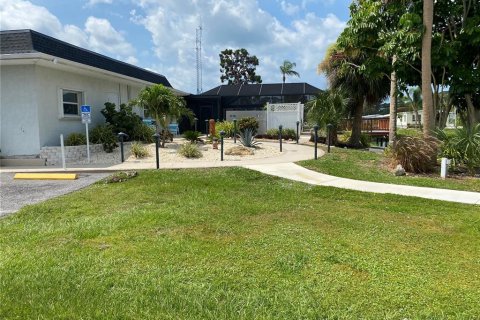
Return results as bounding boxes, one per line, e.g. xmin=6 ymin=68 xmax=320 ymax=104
xmin=61 ymin=89 xmax=83 ymax=116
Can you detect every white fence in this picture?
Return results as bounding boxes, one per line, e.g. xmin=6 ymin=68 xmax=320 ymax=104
xmin=226 ymin=110 xmax=267 ymax=134
xmin=266 ymin=102 xmax=303 ymax=131
xmin=225 ymin=103 xmax=304 ymax=134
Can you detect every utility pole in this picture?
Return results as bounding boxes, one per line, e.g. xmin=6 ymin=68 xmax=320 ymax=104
xmin=196 ymin=24 xmax=203 ymax=94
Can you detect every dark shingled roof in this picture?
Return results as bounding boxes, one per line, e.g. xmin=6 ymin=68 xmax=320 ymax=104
xmin=200 ymin=83 xmax=320 ymax=97
xmin=0 ymin=29 xmax=171 ymax=87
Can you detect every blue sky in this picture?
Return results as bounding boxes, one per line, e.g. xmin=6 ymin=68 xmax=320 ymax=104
xmin=0 ymin=0 xmax=351 ymax=93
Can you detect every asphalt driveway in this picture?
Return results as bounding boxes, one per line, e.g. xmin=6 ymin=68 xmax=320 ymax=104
xmin=0 ymin=172 xmax=110 ymax=217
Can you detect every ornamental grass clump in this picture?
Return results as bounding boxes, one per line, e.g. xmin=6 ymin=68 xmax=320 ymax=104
xmin=386 ymin=136 xmax=438 ymax=173
xmin=179 ymin=142 xmax=202 ymax=158
xmin=131 ymin=141 xmax=150 ymax=158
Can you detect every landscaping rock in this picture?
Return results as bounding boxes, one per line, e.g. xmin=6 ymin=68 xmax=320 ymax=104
xmin=394 ymin=164 xmax=406 ymax=176
xmin=225 ymin=146 xmax=254 ymax=156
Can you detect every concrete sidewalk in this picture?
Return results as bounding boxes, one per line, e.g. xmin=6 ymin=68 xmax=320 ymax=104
xmin=244 ymin=162 xmax=480 ymax=205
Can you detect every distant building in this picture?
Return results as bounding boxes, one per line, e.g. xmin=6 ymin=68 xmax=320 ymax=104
xmin=184 ymin=82 xmax=321 ymax=132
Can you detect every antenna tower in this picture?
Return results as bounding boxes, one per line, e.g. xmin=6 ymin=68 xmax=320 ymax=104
xmin=195 ymin=25 xmax=203 ymax=94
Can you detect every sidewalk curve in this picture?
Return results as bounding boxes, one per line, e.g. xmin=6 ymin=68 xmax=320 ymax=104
xmin=244 ymin=162 xmax=480 ymax=205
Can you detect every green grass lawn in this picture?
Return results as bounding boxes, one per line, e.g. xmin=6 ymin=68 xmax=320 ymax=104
xmin=299 ymin=147 xmax=480 ymax=192
xmin=1 ymin=168 xmax=479 ymax=319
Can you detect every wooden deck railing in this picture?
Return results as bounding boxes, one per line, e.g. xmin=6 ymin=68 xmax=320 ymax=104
xmin=340 ymin=118 xmax=389 ymax=133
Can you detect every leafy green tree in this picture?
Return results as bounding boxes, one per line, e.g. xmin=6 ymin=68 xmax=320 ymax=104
xmin=279 ymin=60 xmax=300 ymax=83
xmin=132 ymin=84 xmax=193 ymax=147
xmin=305 ymin=89 xmax=349 ymax=146
xmin=101 ymin=102 xmax=142 ymax=139
xmin=219 ymin=49 xmax=262 ymax=84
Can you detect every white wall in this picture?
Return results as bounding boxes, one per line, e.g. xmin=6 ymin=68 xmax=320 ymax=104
xmin=1 ymin=64 xmax=147 ymax=156
xmin=0 ymin=65 xmax=40 ymax=156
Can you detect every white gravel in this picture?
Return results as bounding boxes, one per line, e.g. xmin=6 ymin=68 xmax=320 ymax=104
xmin=126 ymin=139 xmax=281 ymax=163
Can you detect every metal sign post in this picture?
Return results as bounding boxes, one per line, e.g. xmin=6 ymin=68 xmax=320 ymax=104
xmin=81 ymin=105 xmax=91 ymax=164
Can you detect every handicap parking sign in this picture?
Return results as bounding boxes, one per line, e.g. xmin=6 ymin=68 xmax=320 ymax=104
xmin=81 ymin=105 xmax=91 ymax=113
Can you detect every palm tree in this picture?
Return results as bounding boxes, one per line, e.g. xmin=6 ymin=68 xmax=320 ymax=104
xmin=319 ymin=46 xmax=390 ymax=147
xmin=305 ymin=89 xmax=349 ymax=146
xmin=280 ymin=60 xmax=300 ymax=84
xmin=421 ymin=0 xmax=434 ymax=138
xmin=132 ymin=84 xmax=193 ymax=147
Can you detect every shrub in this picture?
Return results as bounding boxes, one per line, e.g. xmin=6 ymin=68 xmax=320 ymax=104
xmin=101 ymin=102 xmax=142 ymax=139
xmin=266 ymin=128 xmax=279 ymax=139
xmin=216 ymin=121 xmax=235 ymax=137
xmin=178 ymin=142 xmax=202 ymax=158
xmin=238 ymin=117 xmax=259 ymax=134
xmin=282 ymin=128 xmax=296 ymax=140
xmin=183 ymin=130 xmax=202 ymax=143
xmin=132 ymin=123 xmax=155 ymax=143
xmin=338 ymin=131 xmax=370 ymax=147
xmin=89 ymin=125 xmax=117 ymax=152
xmin=386 ymin=136 xmax=438 ymax=173
xmin=65 ymin=132 xmax=86 ymax=146
xmin=436 ymin=124 xmax=480 ymax=174
xmin=360 ymin=133 xmax=371 ymax=148
xmin=238 ymin=128 xmax=260 ymax=148
xmin=130 ymin=141 xmax=150 ymax=158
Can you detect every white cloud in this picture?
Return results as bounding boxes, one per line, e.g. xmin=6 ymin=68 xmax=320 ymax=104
xmin=281 ymin=1 xmax=300 ymax=16
xmin=85 ymin=17 xmax=135 ymax=57
xmin=84 ymin=0 xmax=113 ymax=7
xmin=0 ymin=0 xmax=137 ymax=64
xmin=132 ymin=0 xmax=346 ymax=92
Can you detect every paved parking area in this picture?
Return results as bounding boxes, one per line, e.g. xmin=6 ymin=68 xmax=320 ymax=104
xmin=0 ymin=172 xmax=110 ymax=217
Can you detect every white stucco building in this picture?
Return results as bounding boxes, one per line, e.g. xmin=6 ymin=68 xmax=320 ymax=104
xmin=0 ymin=29 xmax=182 ymax=157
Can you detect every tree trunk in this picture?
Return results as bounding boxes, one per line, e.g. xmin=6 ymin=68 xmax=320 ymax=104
xmin=422 ymin=0 xmax=434 ymax=138
xmin=389 ymin=55 xmax=398 ymax=145
xmin=465 ymin=94 xmax=476 ymax=129
xmin=348 ymin=98 xmax=364 ymax=148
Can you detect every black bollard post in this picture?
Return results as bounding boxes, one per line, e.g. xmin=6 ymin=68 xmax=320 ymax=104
xmin=117 ymin=132 xmax=128 ymax=162
xmin=327 ymin=123 xmax=333 ymax=153
xmin=279 ymin=125 xmax=283 ymax=152
xmin=194 ymin=118 xmax=198 ymax=132
xmin=153 ymin=133 xmax=160 ymax=169
xmin=296 ymin=120 xmax=300 ymax=144
xmin=220 ymin=130 xmax=225 ymax=161
xmin=233 ymin=118 xmax=237 ymax=144
xmin=205 ymin=119 xmax=209 ymax=136
xmin=313 ymin=125 xmax=319 ymax=160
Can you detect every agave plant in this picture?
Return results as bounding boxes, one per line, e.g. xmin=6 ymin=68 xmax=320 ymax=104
xmin=238 ymin=128 xmax=260 ymax=148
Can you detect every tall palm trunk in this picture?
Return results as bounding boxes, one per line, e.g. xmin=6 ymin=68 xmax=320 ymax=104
xmin=422 ymin=0 xmax=434 ymax=138
xmin=349 ymin=98 xmax=364 ymax=148
xmin=389 ymin=55 xmax=397 ymax=145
